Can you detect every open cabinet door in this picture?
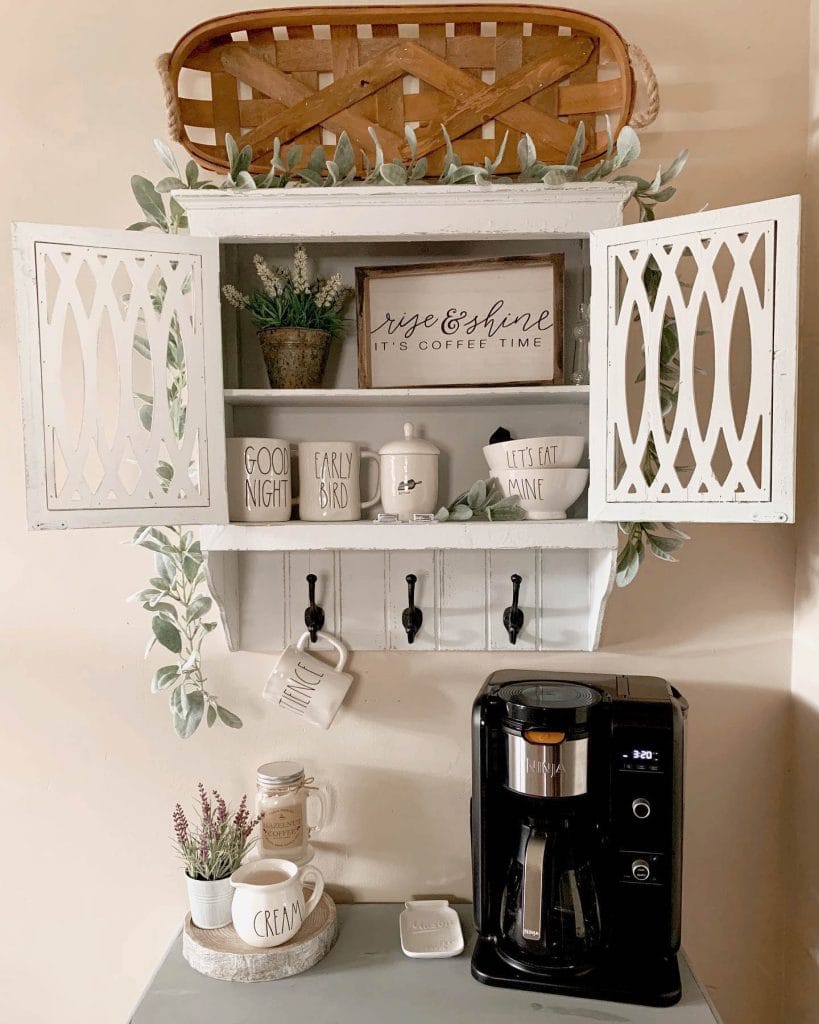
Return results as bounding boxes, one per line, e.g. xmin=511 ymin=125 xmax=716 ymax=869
xmin=588 ymin=196 xmax=799 ymax=523
xmin=13 ymin=224 xmax=227 ymax=529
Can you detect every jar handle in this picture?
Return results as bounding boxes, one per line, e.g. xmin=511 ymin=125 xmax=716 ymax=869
xmin=306 ymin=783 xmax=330 ymax=838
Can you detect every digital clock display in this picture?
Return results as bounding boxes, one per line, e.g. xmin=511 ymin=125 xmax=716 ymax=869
xmin=620 ymin=748 xmax=662 ymax=770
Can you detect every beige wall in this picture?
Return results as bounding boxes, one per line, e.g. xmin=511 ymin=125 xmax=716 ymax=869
xmin=787 ymin=0 xmax=819 ymax=1020
xmin=0 ymin=2 xmax=810 ymax=1023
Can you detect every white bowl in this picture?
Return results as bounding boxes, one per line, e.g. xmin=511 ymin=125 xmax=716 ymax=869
xmin=495 ymin=468 xmax=589 ymax=520
xmin=483 ymin=435 xmax=585 ymax=474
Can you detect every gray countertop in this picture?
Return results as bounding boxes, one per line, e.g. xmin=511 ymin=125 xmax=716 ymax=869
xmin=131 ymin=904 xmax=721 ymax=1024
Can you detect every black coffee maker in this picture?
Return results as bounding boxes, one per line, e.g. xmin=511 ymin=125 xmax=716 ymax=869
xmin=471 ymin=670 xmax=687 ymax=1007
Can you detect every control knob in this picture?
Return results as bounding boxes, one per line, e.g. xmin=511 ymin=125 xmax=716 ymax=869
xmin=631 ymin=859 xmax=651 ymax=882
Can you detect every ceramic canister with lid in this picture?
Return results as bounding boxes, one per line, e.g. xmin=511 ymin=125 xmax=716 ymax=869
xmin=378 ymin=422 xmax=439 ymax=520
xmin=255 ymin=761 xmax=328 ymax=864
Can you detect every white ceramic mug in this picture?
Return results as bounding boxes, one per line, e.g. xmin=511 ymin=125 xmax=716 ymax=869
xmin=297 ymin=441 xmax=380 ymax=521
xmin=231 ymin=858 xmax=325 ymax=949
xmin=263 ymin=631 xmax=353 ymax=730
xmin=227 ymin=437 xmax=292 ymax=522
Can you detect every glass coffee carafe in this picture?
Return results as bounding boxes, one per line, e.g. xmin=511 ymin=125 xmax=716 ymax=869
xmin=496 ymin=681 xmax=605 ymax=973
xmin=500 ymin=815 xmax=602 ymax=972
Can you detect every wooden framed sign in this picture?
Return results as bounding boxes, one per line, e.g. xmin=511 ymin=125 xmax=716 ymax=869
xmin=356 ymin=254 xmax=564 ymax=389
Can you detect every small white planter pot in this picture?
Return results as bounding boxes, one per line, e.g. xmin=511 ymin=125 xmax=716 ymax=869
xmin=185 ymin=875 xmax=234 ymax=929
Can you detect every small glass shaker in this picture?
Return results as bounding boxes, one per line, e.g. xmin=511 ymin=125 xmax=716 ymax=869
xmin=255 ymin=761 xmax=329 ymax=864
xmin=569 ymin=303 xmax=590 ymax=386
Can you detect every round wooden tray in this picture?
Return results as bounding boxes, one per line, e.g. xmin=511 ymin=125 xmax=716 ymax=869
xmin=182 ymin=893 xmax=337 ymax=982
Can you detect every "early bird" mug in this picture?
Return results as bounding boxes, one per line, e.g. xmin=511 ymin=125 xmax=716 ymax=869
xmin=297 ymin=441 xmax=380 ymax=521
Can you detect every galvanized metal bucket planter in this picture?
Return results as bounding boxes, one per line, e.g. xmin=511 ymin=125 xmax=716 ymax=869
xmin=258 ymin=327 xmax=330 ymax=388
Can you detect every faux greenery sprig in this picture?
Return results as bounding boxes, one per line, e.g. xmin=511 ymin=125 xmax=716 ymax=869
xmin=130 ymin=526 xmax=242 ymax=738
xmin=173 ymin=784 xmax=259 ymax=880
xmin=615 ymin=522 xmax=691 ymax=587
xmin=222 ymin=247 xmax=353 ymax=337
xmin=128 ymin=123 xmax=687 ymax=230
xmin=436 ymin=478 xmax=526 ymax=522
xmin=364 ymin=125 xmax=428 ymax=185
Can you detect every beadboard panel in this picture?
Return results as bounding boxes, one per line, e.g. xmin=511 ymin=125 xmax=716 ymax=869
xmin=208 ymin=545 xmax=616 ymax=653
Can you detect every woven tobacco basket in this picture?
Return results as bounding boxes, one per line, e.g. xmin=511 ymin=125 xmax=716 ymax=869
xmin=158 ymin=4 xmax=658 ymax=179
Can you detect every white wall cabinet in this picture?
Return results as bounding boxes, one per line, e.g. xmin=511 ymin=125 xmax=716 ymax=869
xmin=589 ymin=196 xmax=799 ymax=523
xmin=13 ymin=224 xmax=228 ymax=528
xmin=12 ymin=185 xmax=800 ymax=651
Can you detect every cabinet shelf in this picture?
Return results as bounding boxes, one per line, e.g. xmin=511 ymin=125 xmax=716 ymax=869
xmin=200 ymin=519 xmax=616 ymax=553
xmin=223 ymin=386 xmax=590 ymax=408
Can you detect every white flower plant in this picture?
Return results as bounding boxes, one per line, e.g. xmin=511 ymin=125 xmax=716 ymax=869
xmin=126 ymin=123 xmax=689 ymax=738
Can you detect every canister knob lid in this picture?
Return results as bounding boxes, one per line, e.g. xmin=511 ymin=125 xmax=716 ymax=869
xmin=378 ymin=422 xmax=440 ymax=456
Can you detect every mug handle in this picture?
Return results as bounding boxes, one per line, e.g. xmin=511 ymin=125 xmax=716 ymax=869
xmin=360 ymin=450 xmax=381 ymax=510
xmin=296 ymin=630 xmax=348 ymax=672
xmin=290 ymin=444 xmax=299 ymax=506
xmin=300 ymin=865 xmax=325 ymax=919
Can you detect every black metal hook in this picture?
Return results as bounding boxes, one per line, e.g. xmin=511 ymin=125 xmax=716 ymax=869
xmin=304 ymin=573 xmax=325 ymax=643
xmin=503 ymin=574 xmax=524 ymax=645
xmin=402 ymin=574 xmax=423 ymax=645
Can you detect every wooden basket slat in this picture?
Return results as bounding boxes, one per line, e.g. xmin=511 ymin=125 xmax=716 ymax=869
xmin=211 ymin=71 xmax=242 ymax=146
xmin=164 ymin=4 xmax=637 ymax=177
xmin=529 ymin=22 xmax=561 ymax=120
xmin=246 ymin=28 xmax=275 ymax=103
xmin=330 ymin=22 xmax=376 ymax=129
xmin=453 ymin=20 xmax=483 ymax=142
xmin=372 ymin=23 xmax=404 ymax=139
xmin=495 ymin=21 xmax=525 ymax=157
xmin=416 ymin=21 xmax=446 ymax=143
xmin=566 ymin=33 xmax=600 ymax=152
xmin=285 ymin=24 xmax=323 ymax=149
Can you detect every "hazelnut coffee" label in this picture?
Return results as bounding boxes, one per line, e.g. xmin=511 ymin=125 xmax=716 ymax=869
xmin=262 ymin=806 xmax=303 ymax=850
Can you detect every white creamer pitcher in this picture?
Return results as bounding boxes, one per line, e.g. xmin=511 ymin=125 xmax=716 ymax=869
xmin=230 ymin=857 xmax=324 ymax=948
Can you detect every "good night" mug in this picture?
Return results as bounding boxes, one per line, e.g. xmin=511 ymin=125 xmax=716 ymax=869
xmin=297 ymin=441 xmax=380 ymax=521
xmin=227 ymin=437 xmax=292 ymax=523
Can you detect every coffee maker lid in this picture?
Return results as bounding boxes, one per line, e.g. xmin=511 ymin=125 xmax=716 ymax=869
xmin=497 ymin=680 xmax=602 ymax=726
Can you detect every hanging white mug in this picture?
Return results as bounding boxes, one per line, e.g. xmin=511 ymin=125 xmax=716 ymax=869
xmin=297 ymin=441 xmax=380 ymax=521
xmin=231 ymin=857 xmax=325 ymax=949
xmin=263 ymin=631 xmax=353 ymax=730
xmin=227 ymin=437 xmax=292 ymax=523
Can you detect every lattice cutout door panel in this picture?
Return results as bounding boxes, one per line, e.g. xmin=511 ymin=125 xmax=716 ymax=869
xmin=588 ymin=197 xmax=799 ymax=523
xmin=13 ymin=224 xmax=227 ymax=529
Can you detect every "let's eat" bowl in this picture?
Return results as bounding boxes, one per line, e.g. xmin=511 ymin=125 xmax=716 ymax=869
xmin=483 ymin=435 xmax=585 ymax=474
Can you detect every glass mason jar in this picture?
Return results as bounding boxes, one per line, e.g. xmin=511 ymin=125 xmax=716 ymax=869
xmin=255 ymin=761 xmax=328 ymax=864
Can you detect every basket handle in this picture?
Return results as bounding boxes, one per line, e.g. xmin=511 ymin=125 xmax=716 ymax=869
xmin=156 ymin=52 xmax=184 ymax=143
xmin=627 ymin=42 xmax=660 ymax=130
